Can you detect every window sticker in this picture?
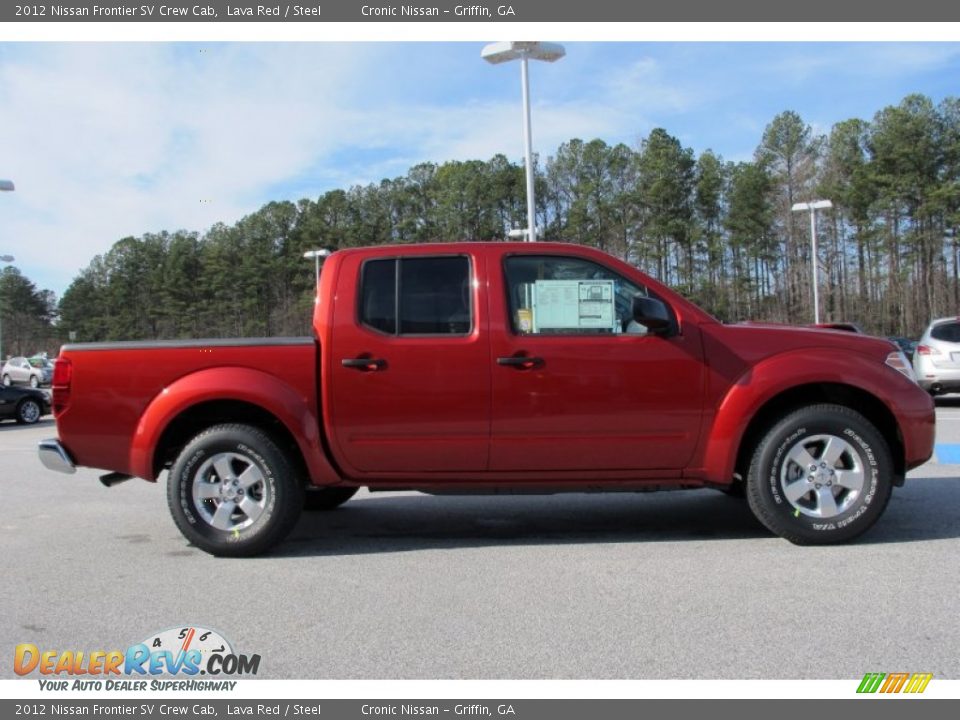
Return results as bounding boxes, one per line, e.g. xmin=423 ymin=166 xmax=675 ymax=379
xmin=532 ymin=279 xmax=617 ymax=333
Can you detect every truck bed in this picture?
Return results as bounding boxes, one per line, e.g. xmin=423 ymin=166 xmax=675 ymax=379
xmin=54 ymin=338 xmax=317 ymax=479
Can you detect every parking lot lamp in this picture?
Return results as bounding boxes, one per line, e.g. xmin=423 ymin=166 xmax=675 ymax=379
xmin=482 ymin=42 xmax=565 ymax=243
xmin=303 ymin=249 xmax=331 ymax=300
xmin=791 ymin=199 xmax=833 ymax=324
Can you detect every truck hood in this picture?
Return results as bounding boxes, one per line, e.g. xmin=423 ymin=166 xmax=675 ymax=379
xmin=706 ymin=321 xmax=898 ymax=367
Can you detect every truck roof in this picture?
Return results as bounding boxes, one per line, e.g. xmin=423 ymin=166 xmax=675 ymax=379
xmin=332 ymin=241 xmax=602 ymax=257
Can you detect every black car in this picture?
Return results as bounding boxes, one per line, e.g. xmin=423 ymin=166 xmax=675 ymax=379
xmin=0 ymin=385 xmax=50 ymax=424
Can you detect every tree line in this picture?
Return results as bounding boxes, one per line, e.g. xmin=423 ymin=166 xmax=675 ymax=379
xmin=38 ymin=92 xmax=960 ymax=344
xmin=0 ymin=267 xmax=59 ymax=360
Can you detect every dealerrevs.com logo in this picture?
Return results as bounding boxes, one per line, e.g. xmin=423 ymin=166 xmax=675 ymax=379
xmin=14 ymin=626 xmax=259 ymax=691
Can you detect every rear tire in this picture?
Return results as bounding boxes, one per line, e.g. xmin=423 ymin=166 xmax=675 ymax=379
xmin=304 ymin=486 xmax=359 ymax=511
xmin=166 ymin=424 xmax=304 ymax=557
xmin=746 ymin=404 xmax=893 ymax=545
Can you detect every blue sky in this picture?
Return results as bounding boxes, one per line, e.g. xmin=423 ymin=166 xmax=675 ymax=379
xmin=1 ymin=41 xmax=958 ymax=297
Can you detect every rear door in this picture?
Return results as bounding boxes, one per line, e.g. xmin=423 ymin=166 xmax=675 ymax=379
xmin=328 ymin=251 xmax=490 ymax=474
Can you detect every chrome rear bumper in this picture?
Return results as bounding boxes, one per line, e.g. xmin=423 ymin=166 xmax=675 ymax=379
xmin=38 ymin=439 xmax=77 ymax=474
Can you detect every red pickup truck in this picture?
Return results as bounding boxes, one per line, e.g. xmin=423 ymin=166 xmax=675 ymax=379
xmin=39 ymin=242 xmax=935 ymax=556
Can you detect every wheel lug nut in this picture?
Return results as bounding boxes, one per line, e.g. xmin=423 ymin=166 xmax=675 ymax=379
xmin=815 ymin=483 xmax=821 ymax=489
xmin=809 ymin=465 xmax=817 ymax=471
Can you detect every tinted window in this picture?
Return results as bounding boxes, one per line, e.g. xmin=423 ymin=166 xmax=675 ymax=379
xmin=360 ymin=256 xmax=471 ymax=336
xmin=399 ymin=257 xmax=471 ymax=334
xmin=360 ymin=259 xmax=397 ymax=334
xmin=931 ymin=322 xmax=960 ymax=343
xmin=504 ymin=255 xmax=649 ymax=335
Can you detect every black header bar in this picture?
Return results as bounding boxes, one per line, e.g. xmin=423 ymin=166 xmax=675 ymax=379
xmin=5 ymin=0 xmax=960 ymax=22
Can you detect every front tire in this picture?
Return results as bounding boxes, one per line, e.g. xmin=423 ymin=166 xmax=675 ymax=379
xmin=29 ymin=375 xmax=39 ymax=388
xmin=166 ymin=424 xmax=305 ymax=557
xmin=746 ymin=404 xmax=893 ymax=545
xmin=2 ymin=375 xmax=10 ymax=387
xmin=16 ymin=398 xmax=42 ymax=425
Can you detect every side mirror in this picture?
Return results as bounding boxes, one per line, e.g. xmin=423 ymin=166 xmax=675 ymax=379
xmin=632 ymin=296 xmax=676 ymax=337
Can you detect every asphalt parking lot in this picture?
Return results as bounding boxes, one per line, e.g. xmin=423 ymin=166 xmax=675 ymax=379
xmin=2 ymin=405 xmax=959 ymax=680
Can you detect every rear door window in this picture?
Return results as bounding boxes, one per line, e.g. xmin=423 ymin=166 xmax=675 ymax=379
xmin=360 ymin=256 xmax=472 ymax=336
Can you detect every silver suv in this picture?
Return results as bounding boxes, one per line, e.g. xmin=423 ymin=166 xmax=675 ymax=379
xmin=1 ymin=356 xmax=53 ymax=388
xmin=913 ymin=318 xmax=960 ymax=395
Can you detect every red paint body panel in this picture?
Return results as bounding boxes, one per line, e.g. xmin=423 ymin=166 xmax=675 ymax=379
xmin=51 ymin=242 xmax=935 ymax=492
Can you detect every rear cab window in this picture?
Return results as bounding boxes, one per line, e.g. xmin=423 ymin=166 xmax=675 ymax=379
xmin=360 ymin=256 xmax=472 ymax=336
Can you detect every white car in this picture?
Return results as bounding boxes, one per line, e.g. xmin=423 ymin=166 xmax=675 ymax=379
xmin=913 ymin=317 xmax=960 ymax=395
xmin=1 ymin=356 xmax=53 ymax=388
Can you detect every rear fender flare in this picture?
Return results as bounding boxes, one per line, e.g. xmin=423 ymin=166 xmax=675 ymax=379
xmin=129 ymin=366 xmax=340 ymax=485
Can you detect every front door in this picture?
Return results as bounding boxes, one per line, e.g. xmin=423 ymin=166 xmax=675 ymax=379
xmin=489 ymin=253 xmax=705 ymax=472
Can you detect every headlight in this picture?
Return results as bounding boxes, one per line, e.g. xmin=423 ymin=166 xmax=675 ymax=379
xmin=885 ymin=350 xmax=918 ymax=384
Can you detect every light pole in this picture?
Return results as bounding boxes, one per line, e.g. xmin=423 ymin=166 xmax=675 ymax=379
xmin=482 ymin=41 xmax=565 ymax=243
xmin=1 ymin=181 xmax=13 ymax=361
xmin=303 ymin=249 xmax=331 ymax=299
xmin=791 ymin=199 xmax=833 ymax=324
xmin=0 ymin=254 xmax=13 ymax=362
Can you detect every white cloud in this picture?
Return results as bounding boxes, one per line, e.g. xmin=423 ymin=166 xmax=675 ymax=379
xmin=0 ymin=44 xmax=377 ymax=294
xmin=1 ymin=42 xmax=955 ymax=298
xmin=2 ymin=43 xmax=680 ymax=299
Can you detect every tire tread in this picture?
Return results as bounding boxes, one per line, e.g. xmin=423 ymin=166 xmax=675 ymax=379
xmin=746 ymin=403 xmax=893 ymax=545
xmin=166 ymin=423 xmax=304 ymax=557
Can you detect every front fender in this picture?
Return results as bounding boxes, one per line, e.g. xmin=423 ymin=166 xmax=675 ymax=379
xmin=698 ymin=348 xmax=934 ymax=484
xmin=129 ymin=366 xmax=340 ymax=485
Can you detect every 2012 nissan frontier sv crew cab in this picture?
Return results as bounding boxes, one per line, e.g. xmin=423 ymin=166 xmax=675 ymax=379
xmin=38 ymin=242 xmax=935 ymax=556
